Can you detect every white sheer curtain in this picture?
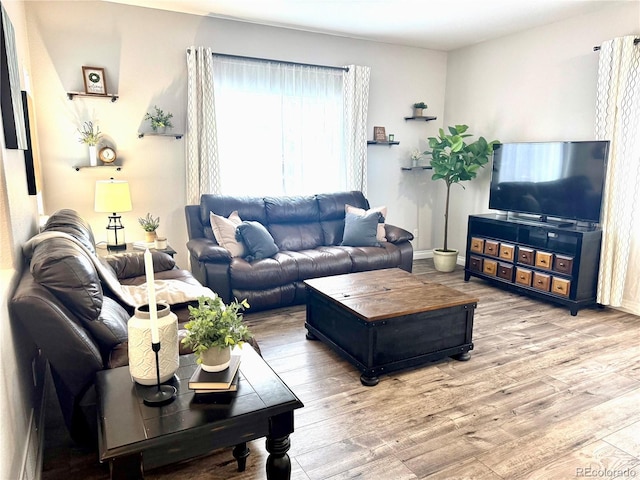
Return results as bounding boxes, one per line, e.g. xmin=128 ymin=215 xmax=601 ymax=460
xmin=213 ymin=56 xmax=346 ymax=196
xmin=595 ymin=36 xmax=640 ymax=315
xmin=186 ymin=46 xmax=220 ymax=204
xmin=343 ymin=65 xmax=371 ymax=194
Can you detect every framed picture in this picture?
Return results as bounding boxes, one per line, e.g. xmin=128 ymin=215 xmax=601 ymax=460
xmin=373 ymin=126 xmax=386 ymax=142
xmin=82 ymin=66 xmax=107 ymax=95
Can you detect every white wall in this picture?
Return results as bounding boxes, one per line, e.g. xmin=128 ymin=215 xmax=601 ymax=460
xmin=0 ymin=1 xmax=43 ymax=479
xmin=25 ymin=1 xmax=448 ymax=260
xmin=439 ymin=1 xmax=640 ymax=255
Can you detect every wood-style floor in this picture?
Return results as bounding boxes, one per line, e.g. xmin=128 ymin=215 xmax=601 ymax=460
xmin=41 ymin=260 xmax=640 ymax=480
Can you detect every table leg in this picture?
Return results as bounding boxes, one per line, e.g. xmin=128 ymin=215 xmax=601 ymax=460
xmin=233 ymin=442 xmax=250 ymax=472
xmin=109 ymin=453 xmax=143 ymax=480
xmin=265 ymin=435 xmax=291 ymax=480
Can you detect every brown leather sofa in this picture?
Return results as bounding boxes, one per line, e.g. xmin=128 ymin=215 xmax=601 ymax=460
xmin=185 ymin=191 xmax=414 ymax=311
xmin=10 ymin=209 xmax=203 ymax=444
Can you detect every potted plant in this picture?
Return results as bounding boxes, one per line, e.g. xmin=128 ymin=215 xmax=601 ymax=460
xmin=78 ymin=121 xmax=102 ymax=166
xmin=413 ymin=102 xmax=428 ymax=117
xmin=181 ymin=296 xmax=252 ymax=372
xmin=410 ymin=149 xmax=422 ymax=167
xmin=424 ymin=124 xmax=498 ymax=272
xmin=138 ymin=212 xmax=160 ymax=242
xmin=144 ymin=106 xmax=173 ymax=133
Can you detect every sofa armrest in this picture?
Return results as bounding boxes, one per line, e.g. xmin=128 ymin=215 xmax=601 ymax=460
xmin=385 ymin=224 xmax=414 ymax=244
xmin=103 ymin=251 xmax=176 ymax=279
xmin=187 ymin=238 xmax=232 ymax=263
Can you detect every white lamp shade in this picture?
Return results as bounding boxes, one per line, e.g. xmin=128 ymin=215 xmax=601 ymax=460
xmin=95 ymin=179 xmax=132 ymax=213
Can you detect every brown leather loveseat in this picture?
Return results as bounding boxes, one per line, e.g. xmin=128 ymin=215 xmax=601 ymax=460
xmin=185 ymin=191 xmax=414 ymax=311
xmin=10 ymin=209 xmax=205 ymax=443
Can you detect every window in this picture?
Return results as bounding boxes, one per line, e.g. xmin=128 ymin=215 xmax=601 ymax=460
xmin=212 ymin=56 xmax=346 ymax=196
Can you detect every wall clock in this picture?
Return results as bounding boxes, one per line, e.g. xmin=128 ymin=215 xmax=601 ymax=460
xmin=99 ymin=146 xmax=117 ymax=163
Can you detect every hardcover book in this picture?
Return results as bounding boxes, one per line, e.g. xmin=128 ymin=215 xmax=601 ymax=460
xmin=188 ymin=355 xmax=241 ymax=390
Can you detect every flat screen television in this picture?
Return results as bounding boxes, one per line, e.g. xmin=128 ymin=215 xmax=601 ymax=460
xmin=489 ymin=141 xmax=609 ymax=225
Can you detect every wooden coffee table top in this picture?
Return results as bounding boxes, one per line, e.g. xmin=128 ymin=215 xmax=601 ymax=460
xmin=304 ymin=268 xmax=479 ymax=321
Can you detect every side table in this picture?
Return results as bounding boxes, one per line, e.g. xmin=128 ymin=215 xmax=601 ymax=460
xmin=96 ymin=242 xmax=177 ymax=258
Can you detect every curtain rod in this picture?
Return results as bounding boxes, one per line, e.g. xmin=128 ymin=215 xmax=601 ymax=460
xmin=187 ymin=48 xmax=348 ymax=72
xmin=593 ymin=37 xmax=639 ymax=51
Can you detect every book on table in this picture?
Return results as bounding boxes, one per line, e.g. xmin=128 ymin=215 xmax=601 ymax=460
xmin=189 ymin=355 xmax=241 ymax=391
xmin=192 ymin=372 xmax=239 ymax=394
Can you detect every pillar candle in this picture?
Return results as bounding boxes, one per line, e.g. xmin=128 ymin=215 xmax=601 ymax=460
xmin=144 ymin=249 xmax=159 ymax=344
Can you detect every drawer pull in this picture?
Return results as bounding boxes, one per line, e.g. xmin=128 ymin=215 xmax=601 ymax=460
xmin=537 ymin=280 xmax=543 ymax=284
xmin=559 ymin=262 xmax=565 ymax=267
xmin=522 ymin=254 xmax=527 ymax=258
xmin=520 ymin=275 xmax=525 ymax=279
xmin=540 ymin=259 xmax=546 ymax=264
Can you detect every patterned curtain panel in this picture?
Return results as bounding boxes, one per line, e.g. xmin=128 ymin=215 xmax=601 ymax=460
xmin=186 ymin=46 xmax=220 ymax=204
xmin=343 ymin=65 xmax=371 ymax=194
xmin=595 ymin=36 xmax=640 ymax=314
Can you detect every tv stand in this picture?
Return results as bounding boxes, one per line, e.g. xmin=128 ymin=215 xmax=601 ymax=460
xmin=464 ymin=214 xmax=602 ymax=315
xmin=506 ymin=213 xmax=574 ymax=229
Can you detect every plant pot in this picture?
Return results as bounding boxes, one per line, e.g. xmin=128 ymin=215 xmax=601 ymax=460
xmin=432 ymin=249 xmax=459 ymax=272
xmin=413 ymin=108 xmax=423 ymax=117
xmin=89 ymin=145 xmax=97 ymax=167
xmin=200 ymin=346 xmax=231 ymax=372
xmin=127 ymin=303 xmax=179 ymax=385
xmin=144 ymin=231 xmax=157 ymax=243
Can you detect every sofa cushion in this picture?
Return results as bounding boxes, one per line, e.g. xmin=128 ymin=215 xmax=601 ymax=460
xmin=229 ymin=254 xmax=298 ymax=290
xmin=317 ymin=191 xmax=370 ymax=245
xmin=346 ymin=204 xmax=387 ymax=242
xmin=342 ymin=242 xmax=403 ymax=272
xmin=30 ymin=237 xmax=103 ymax=324
xmin=341 ymin=211 xmax=382 ymax=247
xmin=278 ymin=248 xmax=353 ymax=279
xmin=210 ymin=210 xmax=246 ymax=257
xmin=265 ymin=195 xmax=324 ymax=250
xmin=236 ymin=221 xmax=279 ymax=261
xmin=44 ymin=208 xmax=97 ymax=255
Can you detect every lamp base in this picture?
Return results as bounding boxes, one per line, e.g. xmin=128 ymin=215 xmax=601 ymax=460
xmin=107 ymin=243 xmax=127 ymax=251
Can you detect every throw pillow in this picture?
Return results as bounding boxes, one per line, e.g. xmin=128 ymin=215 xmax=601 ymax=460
xmin=210 ymin=211 xmax=245 ymax=257
xmin=345 ymin=204 xmax=387 ymax=242
xmin=341 ymin=211 xmax=382 ymax=247
xmin=236 ymin=221 xmax=279 ymax=261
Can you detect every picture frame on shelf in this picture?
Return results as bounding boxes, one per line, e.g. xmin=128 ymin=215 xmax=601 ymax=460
xmin=373 ymin=126 xmax=386 ymax=142
xmin=82 ymin=66 xmax=107 ymax=95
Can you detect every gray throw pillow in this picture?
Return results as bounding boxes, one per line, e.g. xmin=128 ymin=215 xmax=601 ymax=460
xmin=341 ymin=211 xmax=382 ymax=247
xmin=236 ymin=221 xmax=279 ymax=261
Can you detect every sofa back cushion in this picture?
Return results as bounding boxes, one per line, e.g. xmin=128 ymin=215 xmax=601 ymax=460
xmin=200 ymin=195 xmax=267 ymax=242
xmin=317 ymin=191 xmax=370 ymax=245
xmin=265 ymin=195 xmax=323 ymax=251
xmin=43 ymin=208 xmax=97 ymax=254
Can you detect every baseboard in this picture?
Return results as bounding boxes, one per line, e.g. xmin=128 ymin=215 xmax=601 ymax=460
xmin=19 ymin=358 xmax=48 ymax=480
xmin=413 ymin=250 xmax=465 ymax=265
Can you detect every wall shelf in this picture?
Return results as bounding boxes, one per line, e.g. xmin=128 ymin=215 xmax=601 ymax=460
xmin=404 ymin=116 xmax=437 ymax=122
xmin=367 ymin=140 xmax=399 ymax=145
xmin=73 ymin=164 xmax=122 ymax=172
xmin=67 ymin=92 xmax=119 ymax=102
xmin=401 ymin=166 xmax=432 ymax=171
xmin=138 ymin=132 xmax=183 ymax=140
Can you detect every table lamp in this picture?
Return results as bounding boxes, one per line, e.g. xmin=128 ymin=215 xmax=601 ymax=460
xmin=94 ymin=178 xmax=132 ymax=250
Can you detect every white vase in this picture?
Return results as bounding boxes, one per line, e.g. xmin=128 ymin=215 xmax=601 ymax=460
xmin=89 ymin=145 xmax=97 ymax=166
xmin=200 ymin=346 xmax=231 ymax=372
xmin=432 ymin=249 xmax=459 ymax=273
xmin=128 ymin=303 xmax=179 ymax=385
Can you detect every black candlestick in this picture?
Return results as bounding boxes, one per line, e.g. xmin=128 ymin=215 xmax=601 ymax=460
xmin=143 ymin=341 xmax=177 ymax=406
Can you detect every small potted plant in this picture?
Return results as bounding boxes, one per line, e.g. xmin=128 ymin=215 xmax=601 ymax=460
xmin=424 ymin=124 xmax=498 ymax=272
xmin=144 ymin=106 xmax=173 ymax=133
xmin=181 ymin=296 xmax=252 ymax=372
xmin=78 ymin=121 xmax=102 ymax=166
xmin=410 ymin=149 xmax=422 ymax=167
xmin=413 ymin=102 xmax=428 ymax=117
xmin=138 ymin=212 xmax=160 ymax=242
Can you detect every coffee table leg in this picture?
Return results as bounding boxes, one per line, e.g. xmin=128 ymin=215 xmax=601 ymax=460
xmin=233 ymin=442 xmax=250 ymax=472
xmin=109 ymin=453 xmax=143 ymax=480
xmin=265 ymin=435 xmax=291 ymax=480
xmin=453 ymin=351 xmax=471 ymax=361
xmin=360 ymin=372 xmax=379 ymax=387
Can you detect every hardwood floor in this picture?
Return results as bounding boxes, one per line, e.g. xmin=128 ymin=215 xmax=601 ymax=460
xmin=41 ymin=260 xmax=640 ymax=479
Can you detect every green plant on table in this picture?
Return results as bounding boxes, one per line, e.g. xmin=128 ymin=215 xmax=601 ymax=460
xmin=413 ymin=102 xmax=427 ymax=109
xmin=144 ymin=106 xmax=173 ymax=131
xmin=424 ymin=124 xmax=498 ymax=252
xmin=138 ymin=213 xmax=160 ymax=232
xmin=181 ymin=296 xmax=252 ymax=363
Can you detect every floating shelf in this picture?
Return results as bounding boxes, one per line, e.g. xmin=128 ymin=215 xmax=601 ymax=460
xmin=138 ymin=132 xmax=183 ymax=140
xmin=367 ymin=140 xmax=399 ymax=145
xmin=401 ymin=166 xmax=433 ymax=171
xmin=73 ymin=164 xmax=122 ymax=172
xmin=67 ymin=92 xmax=119 ymax=102
xmin=404 ymin=116 xmax=437 ymax=122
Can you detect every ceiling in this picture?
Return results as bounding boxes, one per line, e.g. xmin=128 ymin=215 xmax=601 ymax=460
xmin=103 ymin=0 xmax=632 ymax=51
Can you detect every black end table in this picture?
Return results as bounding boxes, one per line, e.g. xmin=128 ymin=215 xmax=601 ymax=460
xmin=96 ymin=346 xmax=303 ymax=479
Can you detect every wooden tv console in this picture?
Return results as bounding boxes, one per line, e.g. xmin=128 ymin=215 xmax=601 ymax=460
xmin=464 ymin=214 xmax=602 ymax=315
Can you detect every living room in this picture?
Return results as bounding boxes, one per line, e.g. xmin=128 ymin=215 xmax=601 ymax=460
xmin=1 ymin=1 xmax=639 ymax=479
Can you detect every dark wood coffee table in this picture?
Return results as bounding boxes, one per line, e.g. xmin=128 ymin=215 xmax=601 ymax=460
xmin=96 ymin=345 xmax=303 ymax=480
xmin=304 ymin=268 xmax=478 ymax=386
